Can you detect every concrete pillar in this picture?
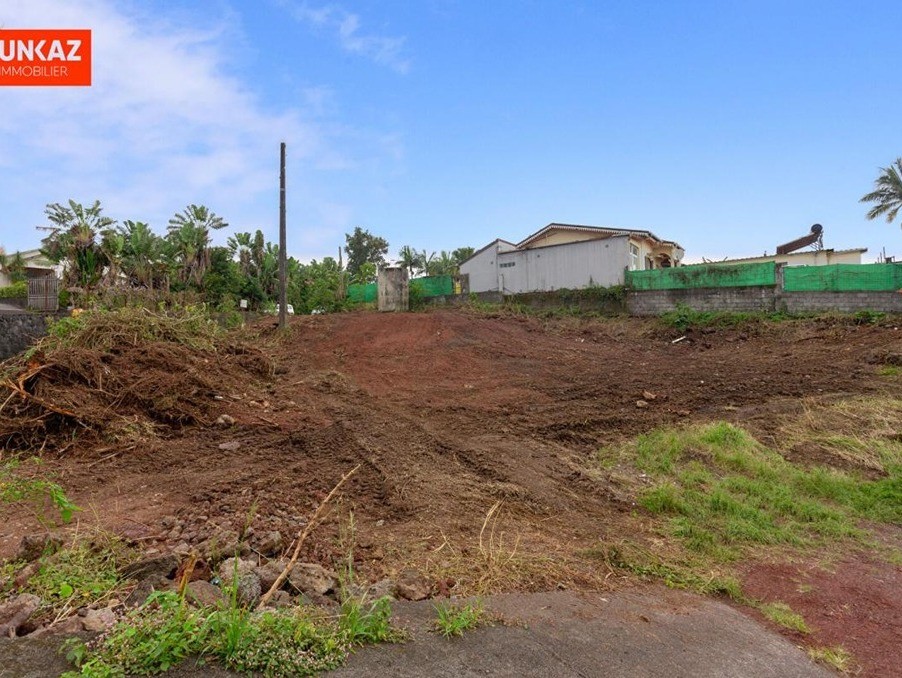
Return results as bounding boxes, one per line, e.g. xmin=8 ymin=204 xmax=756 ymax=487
xmin=377 ymin=266 xmax=409 ymax=311
xmin=773 ymin=263 xmax=786 ymax=313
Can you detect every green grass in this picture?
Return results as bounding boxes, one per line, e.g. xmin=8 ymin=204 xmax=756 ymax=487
xmin=588 ymin=541 xmax=744 ymax=601
xmin=433 ymin=599 xmax=486 ymax=637
xmin=877 ymin=365 xmax=900 ymax=377
xmin=807 ymin=645 xmax=855 ymax=673
xmin=659 ymin=304 xmax=791 ymax=330
xmin=62 ymin=584 xmax=406 ymax=677
xmin=338 ymin=596 xmax=406 ymax=645
xmin=757 ymin=601 xmax=810 ymax=633
xmin=600 ymin=421 xmax=901 ymax=564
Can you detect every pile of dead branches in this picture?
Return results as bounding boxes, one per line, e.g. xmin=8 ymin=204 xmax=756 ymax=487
xmin=0 ymin=307 xmax=270 ymax=453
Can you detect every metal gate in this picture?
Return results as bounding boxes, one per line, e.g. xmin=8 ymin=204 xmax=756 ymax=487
xmin=27 ymin=276 xmax=59 ymax=311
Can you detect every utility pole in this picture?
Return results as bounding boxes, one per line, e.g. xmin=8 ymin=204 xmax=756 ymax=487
xmin=278 ymin=142 xmax=287 ymax=330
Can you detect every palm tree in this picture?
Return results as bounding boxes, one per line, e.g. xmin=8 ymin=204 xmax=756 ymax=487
xmin=452 ymin=246 xmax=475 ymax=267
xmin=860 ymin=158 xmax=902 ymax=226
xmin=419 ymin=250 xmax=436 ymax=276
xmin=0 ymin=250 xmax=26 ymax=283
xmin=119 ymin=221 xmax=164 ymax=288
xmin=227 ymin=232 xmax=254 ymax=278
xmin=397 ymin=245 xmax=421 ymax=277
xmin=423 ymin=250 xmax=456 ymax=276
xmin=167 ymin=204 xmax=228 ymax=287
xmin=40 ymin=200 xmax=116 ymax=289
xmin=99 ymin=229 xmax=126 ymax=285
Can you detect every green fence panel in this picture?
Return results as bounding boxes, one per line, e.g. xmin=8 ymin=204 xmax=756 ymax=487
xmin=411 ymin=275 xmax=454 ymax=297
xmin=347 ymin=282 xmax=376 ymax=303
xmin=347 ymin=275 xmax=453 ymax=302
xmin=626 ymin=262 xmax=776 ymax=290
xmin=783 ymin=263 xmax=902 ymax=292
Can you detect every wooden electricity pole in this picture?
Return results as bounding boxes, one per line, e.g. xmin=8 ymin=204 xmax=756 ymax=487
xmin=278 ymin=142 xmax=287 ymax=330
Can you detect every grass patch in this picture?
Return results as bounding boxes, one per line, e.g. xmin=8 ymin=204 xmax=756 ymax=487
xmin=63 ymin=586 xmax=406 ymax=677
xmin=338 ymin=596 xmax=406 ymax=646
xmin=757 ymin=601 xmax=810 ymax=633
xmin=433 ymin=599 xmax=485 ymax=637
xmin=588 ymin=540 xmax=745 ymax=601
xmin=659 ymin=304 xmax=791 ymax=331
xmin=807 ymin=645 xmax=855 ymax=673
xmin=877 ymin=365 xmax=900 ymax=377
xmin=602 ymin=420 xmax=901 ymax=562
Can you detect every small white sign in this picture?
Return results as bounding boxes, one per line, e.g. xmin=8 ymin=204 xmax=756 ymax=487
xmin=239 ymin=299 xmax=248 ymax=309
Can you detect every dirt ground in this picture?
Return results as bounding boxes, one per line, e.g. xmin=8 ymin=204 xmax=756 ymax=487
xmin=741 ymin=551 xmax=900 ymax=676
xmin=2 ymin=309 xmax=900 ymax=672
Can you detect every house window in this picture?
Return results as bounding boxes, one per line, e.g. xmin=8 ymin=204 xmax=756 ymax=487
xmin=629 ymin=243 xmax=640 ymax=270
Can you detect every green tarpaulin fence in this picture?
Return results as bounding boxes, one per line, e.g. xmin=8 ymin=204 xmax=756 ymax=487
xmin=626 ymin=262 xmax=776 ymax=290
xmin=347 ymin=275 xmax=454 ymax=303
xmin=410 ymin=275 xmax=454 ymax=296
xmin=347 ymin=282 xmax=376 ymax=303
xmin=783 ymin=263 xmax=902 ymax=292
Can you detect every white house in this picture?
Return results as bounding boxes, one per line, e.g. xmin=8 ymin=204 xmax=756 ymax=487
xmin=0 ymin=248 xmax=58 ymax=287
xmin=461 ymin=223 xmax=684 ymax=294
xmin=708 ymin=248 xmax=867 ymax=267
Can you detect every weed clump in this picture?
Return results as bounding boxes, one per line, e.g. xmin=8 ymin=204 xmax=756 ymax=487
xmin=62 ymin=588 xmax=405 ymax=678
xmin=433 ymin=599 xmax=486 ymax=637
xmin=0 ymin=457 xmax=79 ymax=527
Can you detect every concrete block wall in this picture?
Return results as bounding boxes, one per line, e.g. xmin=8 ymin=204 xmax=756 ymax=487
xmin=0 ymin=313 xmax=54 ymax=361
xmin=424 ymin=291 xmax=503 ymax=307
xmin=782 ymin=291 xmax=902 ymax=314
xmin=627 ymin=287 xmax=776 ymax=316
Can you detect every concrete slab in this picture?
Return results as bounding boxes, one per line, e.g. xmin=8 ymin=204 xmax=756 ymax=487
xmin=331 ymin=588 xmax=830 ymax=678
xmin=0 ymin=587 xmax=829 ymax=678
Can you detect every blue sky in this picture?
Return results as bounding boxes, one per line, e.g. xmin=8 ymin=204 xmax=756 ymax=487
xmin=1 ymin=0 xmax=900 ymax=263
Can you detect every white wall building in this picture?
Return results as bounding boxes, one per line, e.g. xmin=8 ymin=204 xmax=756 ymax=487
xmin=461 ymin=223 xmax=684 ymax=294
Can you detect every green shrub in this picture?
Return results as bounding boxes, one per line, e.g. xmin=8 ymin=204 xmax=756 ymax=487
xmin=0 ymin=281 xmax=27 ymax=299
xmin=408 ymin=281 xmax=426 ymax=310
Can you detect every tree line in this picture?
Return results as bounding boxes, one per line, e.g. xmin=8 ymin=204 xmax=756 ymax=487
xmin=0 ymin=199 xmax=474 ymax=314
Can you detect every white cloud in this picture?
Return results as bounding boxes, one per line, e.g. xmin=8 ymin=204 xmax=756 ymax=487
xmin=277 ymin=1 xmax=410 ymax=74
xmin=0 ymin=0 xmax=406 ymax=259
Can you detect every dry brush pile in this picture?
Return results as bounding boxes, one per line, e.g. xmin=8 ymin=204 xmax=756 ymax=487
xmin=0 ymin=306 xmax=271 ymax=453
